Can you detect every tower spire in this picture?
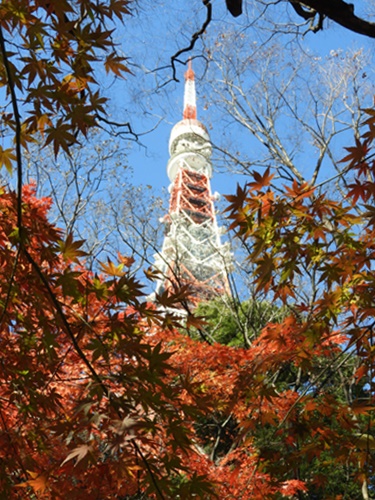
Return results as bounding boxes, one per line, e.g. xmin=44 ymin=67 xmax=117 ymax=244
xmin=183 ymin=58 xmax=197 ymax=120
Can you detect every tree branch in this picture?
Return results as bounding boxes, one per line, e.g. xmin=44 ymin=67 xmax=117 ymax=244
xmin=170 ymin=0 xmax=212 ymax=81
xmin=0 ymin=25 xmax=23 ymax=229
xmin=290 ymin=0 xmax=375 ymax=38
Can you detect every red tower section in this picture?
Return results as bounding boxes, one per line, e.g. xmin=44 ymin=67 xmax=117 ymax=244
xmin=169 ymin=169 xmax=214 ymax=223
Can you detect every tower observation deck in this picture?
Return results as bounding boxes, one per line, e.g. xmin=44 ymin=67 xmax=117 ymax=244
xmin=153 ymin=60 xmax=232 ymax=302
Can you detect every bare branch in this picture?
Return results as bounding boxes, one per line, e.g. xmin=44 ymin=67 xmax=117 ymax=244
xmin=290 ymin=0 xmax=375 ymax=38
xmin=170 ymin=0 xmax=212 ymax=81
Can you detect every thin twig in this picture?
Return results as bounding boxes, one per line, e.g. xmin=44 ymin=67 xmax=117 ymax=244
xmin=170 ymin=0 xmax=212 ymax=81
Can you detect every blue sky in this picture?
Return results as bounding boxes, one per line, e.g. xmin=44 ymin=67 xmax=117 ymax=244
xmin=107 ymin=0 xmax=375 ymax=202
xmin=105 ymin=1 xmax=375 ymax=300
xmin=3 ymin=0 xmax=375 ymax=278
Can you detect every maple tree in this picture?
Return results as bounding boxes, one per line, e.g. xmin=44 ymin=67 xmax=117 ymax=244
xmin=2 ymin=175 xmax=372 ymax=498
xmin=0 ymin=0 xmax=134 ymax=168
xmin=217 ymin=110 xmax=375 ymax=497
xmin=189 ymin=296 xmax=368 ymax=498
xmin=0 ymin=183 xmax=220 ymax=498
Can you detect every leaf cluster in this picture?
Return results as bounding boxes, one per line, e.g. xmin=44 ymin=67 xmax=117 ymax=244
xmin=219 ymin=113 xmax=375 ymax=497
xmin=0 ymin=0 xmax=132 ymax=166
xmin=0 ymin=184 xmax=218 ymax=499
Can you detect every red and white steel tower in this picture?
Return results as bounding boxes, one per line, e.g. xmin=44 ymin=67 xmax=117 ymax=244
xmin=154 ymin=61 xmax=232 ymax=301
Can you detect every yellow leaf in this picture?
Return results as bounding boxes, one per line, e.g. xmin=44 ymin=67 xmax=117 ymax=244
xmin=0 ymin=146 xmax=16 ymax=174
xmin=355 ymin=433 xmax=375 ymax=450
xmin=100 ymin=258 xmax=125 ymax=277
xmin=37 ymin=114 xmax=52 ymax=136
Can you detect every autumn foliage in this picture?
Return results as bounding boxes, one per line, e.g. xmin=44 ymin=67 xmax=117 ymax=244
xmin=2 ymin=0 xmax=375 ymax=498
xmin=0 ymin=184 xmax=215 ymax=498
xmin=0 ymin=0 xmax=132 ymax=159
xmin=2 ymin=121 xmax=375 ymax=497
xmin=2 ymin=59 xmax=375 ymax=497
xmin=0 ymin=184 xmax=304 ymax=498
xmin=0 ymin=182 xmax=313 ymax=498
xmin=220 ymin=110 xmax=375 ymax=497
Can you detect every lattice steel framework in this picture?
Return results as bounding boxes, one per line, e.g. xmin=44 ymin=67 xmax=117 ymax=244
xmin=154 ymin=61 xmax=231 ymax=301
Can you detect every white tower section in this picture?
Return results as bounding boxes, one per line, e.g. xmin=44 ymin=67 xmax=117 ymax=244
xmin=154 ymin=60 xmax=232 ymax=302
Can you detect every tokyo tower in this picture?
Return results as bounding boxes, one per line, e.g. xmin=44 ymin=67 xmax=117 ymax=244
xmin=153 ymin=60 xmax=231 ymax=302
